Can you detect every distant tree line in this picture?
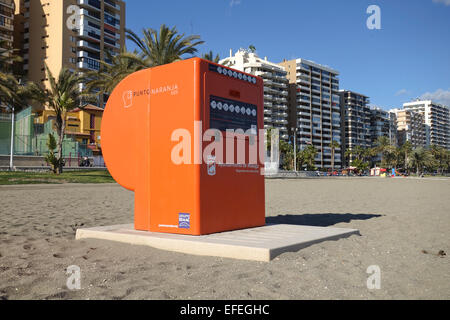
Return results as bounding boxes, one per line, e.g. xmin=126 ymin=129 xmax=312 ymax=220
xmin=275 ymin=133 xmax=449 ymax=176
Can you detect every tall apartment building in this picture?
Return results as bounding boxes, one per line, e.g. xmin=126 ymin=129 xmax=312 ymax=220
xmin=220 ymin=49 xmax=289 ymax=140
xmin=0 ymin=0 xmax=15 ymax=111
xmin=339 ymin=90 xmax=371 ymax=166
xmin=403 ymin=100 xmax=449 ymax=149
xmin=390 ymin=108 xmax=426 ymax=148
xmin=370 ymin=107 xmax=397 ymax=146
xmin=14 ymin=0 xmax=126 ymax=109
xmin=0 ymin=0 xmax=14 ymax=50
xmin=279 ymin=58 xmax=342 ymax=170
xmin=369 ymin=107 xmax=397 ymax=164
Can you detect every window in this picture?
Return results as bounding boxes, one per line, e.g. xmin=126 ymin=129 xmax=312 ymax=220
xmin=90 ymin=114 xmax=95 ymax=129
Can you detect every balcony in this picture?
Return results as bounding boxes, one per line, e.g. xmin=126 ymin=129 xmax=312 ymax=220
xmin=104 ymin=39 xmax=120 ymax=49
xmin=78 ymin=27 xmax=101 ymax=41
xmin=79 ymin=8 xmax=101 ymax=22
xmin=77 ymin=0 xmax=101 ymax=11
xmin=298 ymin=78 xmax=310 ymax=86
xmin=297 ymin=111 xmax=311 ymax=117
xmin=256 ymin=71 xmax=272 ymax=78
xmin=104 ymin=13 xmax=120 ymax=28
xmin=78 ymin=40 xmax=100 ymax=51
xmin=0 ymin=20 xmax=13 ymax=31
xmin=77 ymin=50 xmax=100 ymax=61
xmin=269 ymin=88 xmax=279 ymax=95
xmin=77 ymin=57 xmax=100 ymax=71
xmin=298 ymin=123 xmax=311 ymax=130
xmin=273 ymin=75 xmax=288 ymax=82
xmin=104 ymin=0 xmax=121 ymax=10
xmin=297 ymin=97 xmax=310 ymax=103
xmin=275 ymin=83 xmax=288 ymax=89
xmin=0 ymin=32 xmax=12 ymax=41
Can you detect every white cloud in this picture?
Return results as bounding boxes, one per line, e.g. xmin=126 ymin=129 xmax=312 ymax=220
xmin=420 ymin=88 xmax=450 ymax=106
xmin=432 ymin=0 xmax=450 ymax=6
xmin=230 ymin=0 xmax=241 ymax=8
xmin=395 ymin=89 xmax=409 ymax=96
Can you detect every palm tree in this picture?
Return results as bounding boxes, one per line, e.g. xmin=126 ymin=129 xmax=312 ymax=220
xmin=375 ymin=136 xmax=391 ymax=166
xmin=0 ymin=40 xmax=24 ymax=110
xmin=0 ymin=71 xmax=22 ymax=110
xmin=344 ymin=149 xmax=353 ymax=167
xmin=24 ymin=65 xmax=84 ymax=174
xmin=126 ymin=24 xmax=205 ymax=67
xmin=352 ymin=158 xmax=369 ymax=174
xmin=382 ymin=145 xmax=399 ymax=169
xmin=296 ymin=149 xmax=305 ymax=171
xmin=279 ymin=140 xmax=294 ymax=170
xmin=329 ymin=141 xmax=340 ymax=171
xmin=400 ymin=141 xmax=413 ymax=174
xmin=356 ymin=145 xmax=367 ymax=161
xmin=410 ymin=148 xmax=432 ymax=176
xmin=303 ymin=145 xmax=318 ymax=171
xmin=430 ymin=145 xmax=449 ymax=175
xmin=83 ymin=49 xmax=145 ymax=101
xmin=0 ymin=39 xmax=22 ymax=74
xmin=202 ymin=51 xmax=221 ymax=63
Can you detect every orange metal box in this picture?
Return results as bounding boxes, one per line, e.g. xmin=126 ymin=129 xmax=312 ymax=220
xmin=101 ymin=58 xmax=266 ymax=235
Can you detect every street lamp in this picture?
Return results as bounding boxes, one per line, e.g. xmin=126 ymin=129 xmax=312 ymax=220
xmin=9 ymin=105 xmax=14 ymax=171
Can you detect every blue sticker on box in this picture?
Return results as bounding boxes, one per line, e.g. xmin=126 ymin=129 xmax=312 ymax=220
xmin=179 ymin=213 xmax=191 ymax=229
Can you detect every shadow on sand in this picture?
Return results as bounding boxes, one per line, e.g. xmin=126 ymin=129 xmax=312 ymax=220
xmin=266 ymin=213 xmax=383 ymax=227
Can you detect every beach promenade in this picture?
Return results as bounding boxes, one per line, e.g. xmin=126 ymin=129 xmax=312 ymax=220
xmin=0 ymin=178 xmax=449 ymax=300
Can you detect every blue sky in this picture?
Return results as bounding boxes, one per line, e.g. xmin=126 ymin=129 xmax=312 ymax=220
xmin=125 ymin=0 xmax=450 ymax=110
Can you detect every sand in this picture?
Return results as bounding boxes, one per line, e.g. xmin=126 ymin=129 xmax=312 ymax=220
xmin=0 ymin=178 xmax=449 ymax=300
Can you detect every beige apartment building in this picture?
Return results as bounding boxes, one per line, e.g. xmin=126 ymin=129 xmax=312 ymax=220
xmin=0 ymin=0 xmax=14 ymax=49
xmin=279 ymin=58 xmax=342 ymax=170
xmin=13 ymin=0 xmax=126 ymax=109
xmin=390 ymin=108 xmax=426 ymax=148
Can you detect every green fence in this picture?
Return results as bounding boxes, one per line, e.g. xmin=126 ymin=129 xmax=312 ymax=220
xmin=0 ymin=108 xmax=93 ymax=158
xmin=0 ymin=114 xmax=12 ymax=155
xmin=8 ymin=134 xmax=93 ymax=158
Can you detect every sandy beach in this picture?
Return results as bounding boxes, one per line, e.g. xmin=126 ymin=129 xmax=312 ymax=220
xmin=0 ymin=178 xmax=449 ymax=300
